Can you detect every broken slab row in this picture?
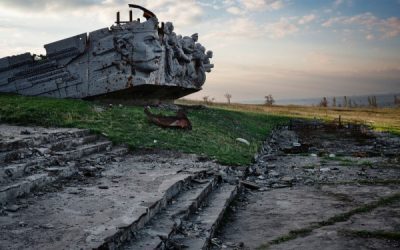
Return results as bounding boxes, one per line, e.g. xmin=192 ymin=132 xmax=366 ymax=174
xmin=0 ymin=132 xmax=104 ymax=164
xmin=174 ymin=182 xmax=239 ymax=249
xmin=122 ymin=176 xmax=221 ymax=249
xmin=0 ymin=165 xmax=215 ymax=250
xmin=0 ymin=128 xmax=91 ymax=153
xmin=0 ymin=145 xmax=127 ymax=206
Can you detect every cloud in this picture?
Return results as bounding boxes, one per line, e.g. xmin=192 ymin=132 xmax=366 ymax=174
xmin=381 ymin=17 xmax=400 ymax=38
xmin=298 ymin=14 xmax=316 ymax=25
xmin=333 ymin=0 xmax=352 ymax=8
xmin=155 ymin=1 xmax=204 ymax=26
xmin=265 ymin=18 xmax=299 ymax=38
xmin=239 ymin=0 xmax=285 ymax=11
xmin=366 ymin=34 xmax=375 ymax=40
xmin=322 ymin=12 xmax=400 ymax=39
xmin=0 ymin=0 xmax=105 ymax=11
xmin=226 ymin=6 xmax=246 ymax=15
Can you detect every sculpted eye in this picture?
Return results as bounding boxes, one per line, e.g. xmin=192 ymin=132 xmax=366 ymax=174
xmin=144 ymin=36 xmax=157 ymax=45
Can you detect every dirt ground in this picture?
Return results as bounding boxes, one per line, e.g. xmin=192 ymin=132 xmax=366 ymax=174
xmin=213 ymin=120 xmax=400 ymax=250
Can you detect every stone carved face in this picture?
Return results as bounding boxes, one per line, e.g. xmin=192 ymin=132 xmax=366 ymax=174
xmin=115 ymin=18 xmax=163 ymax=75
xmin=130 ymin=31 xmax=162 ymax=73
xmin=182 ymin=36 xmax=195 ymax=54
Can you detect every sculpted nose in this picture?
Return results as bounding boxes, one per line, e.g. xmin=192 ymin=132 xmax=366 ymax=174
xmin=154 ymin=41 xmax=162 ymax=53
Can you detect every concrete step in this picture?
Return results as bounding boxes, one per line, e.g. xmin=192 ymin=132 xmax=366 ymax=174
xmin=0 ymin=128 xmax=90 ymax=152
xmin=52 ymin=141 xmax=113 ymax=161
xmin=49 ymin=134 xmax=99 ymax=151
xmin=0 ymin=160 xmax=211 ymax=250
xmin=78 ymin=146 xmax=129 ymax=165
xmin=0 ymin=148 xmax=33 ymax=164
xmin=122 ymin=176 xmax=220 ymax=250
xmin=0 ymin=130 xmax=93 ymax=164
xmin=0 ymin=166 xmax=77 ymax=205
xmin=173 ymin=183 xmax=239 ymax=249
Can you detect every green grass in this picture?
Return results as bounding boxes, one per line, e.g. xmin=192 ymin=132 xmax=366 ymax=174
xmin=340 ymin=230 xmax=400 ymax=240
xmin=0 ymin=94 xmax=289 ymax=165
xmin=257 ymin=192 xmax=400 ymax=249
xmin=178 ymin=99 xmax=400 ymax=136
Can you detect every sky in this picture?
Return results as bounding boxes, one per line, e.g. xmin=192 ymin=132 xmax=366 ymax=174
xmin=0 ymin=0 xmax=399 ymax=103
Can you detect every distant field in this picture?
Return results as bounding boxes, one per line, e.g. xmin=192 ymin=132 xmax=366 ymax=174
xmin=0 ymin=94 xmax=289 ymax=165
xmin=177 ymin=99 xmax=400 ymax=135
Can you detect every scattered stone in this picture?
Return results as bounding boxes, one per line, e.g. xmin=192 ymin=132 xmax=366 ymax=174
xmin=293 ymin=142 xmax=301 ymax=147
xmin=236 ymin=138 xmax=250 ymax=146
xmin=329 ymin=153 xmax=336 ymax=158
xmin=34 ymin=147 xmax=50 ymax=156
xmin=192 ymin=179 xmax=209 ymax=184
xmin=268 ymin=170 xmax=280 ymax=178
xmin=41 ymin=223 xmax=55 ymax=229
xmin=20 ymin=130 xmax=31 ymax=135
xmin=304 ymin=179 xmax=314 ymax=185
xmin=45 ymin=167 xmax=63 ymax=176
xmin=240 ymin=180 xmax=260 ymax=190
xmin=310 ymin=153 xmax=318 ymax=157
xmin=19 ymin=221 xmax=27 ymax=227
xmin=320 ymin=167 xmax=330 ymax=172
xmin=93 ymin=106 xmax=105 ymax=113
xmin=81 ymin=166 xmax=97 ymax=177
xmin=272 ymin=183 xmax=291 ymax=188
xmin=5 ymin=205 xmax=20 ymax=212
xmin=281 ymin=176 xmax=295 ymax=183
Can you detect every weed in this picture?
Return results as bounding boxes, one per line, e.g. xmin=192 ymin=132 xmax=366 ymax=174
xmin=340 ymin=230 xmax=400 ymax=240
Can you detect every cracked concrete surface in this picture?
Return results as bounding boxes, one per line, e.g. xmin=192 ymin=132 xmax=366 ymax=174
xmin=214 ymin=121 xmax=400 ymax=250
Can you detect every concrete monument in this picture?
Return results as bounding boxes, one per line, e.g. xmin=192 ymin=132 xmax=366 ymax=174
xmin=0 ymin=4 xmax=214 ymax=103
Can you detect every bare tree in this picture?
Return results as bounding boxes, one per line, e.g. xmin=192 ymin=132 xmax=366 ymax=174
xmin=395 ymin=95 xmax=400 ymax=106
xmin=224 ymin=93 xmax=232 ymax=104
xmin=332 ymin=97 xmax=336 ymax=107
xmin=202 ymin=96 xmax=209 ymax=104
xmin=264 ymin=94 xmax=275 ymax=106
xmin=368 ymin=96 xmax=378 ymax=108
xmin=319 ymin=97 xmax=328 ymax=107
xmin=343 ymin=96 xmax=348 ymax=108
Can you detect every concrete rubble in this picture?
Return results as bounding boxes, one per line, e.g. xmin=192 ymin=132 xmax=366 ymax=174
xmin=0 ymin=124 xmax=240 ymax=250
xmin=1 ymin=119 xmax=399 ymax=249
xmin=213 ymin=119 xmax=400 ymax=250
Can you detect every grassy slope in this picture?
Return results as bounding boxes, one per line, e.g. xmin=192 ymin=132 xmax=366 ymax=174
xmin=178 ymin=99 xmax=400 ymax=135
xmin=0 ymin=94 xmax=289 ymax=165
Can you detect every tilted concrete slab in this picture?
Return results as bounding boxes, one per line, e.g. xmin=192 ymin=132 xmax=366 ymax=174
xmin=0 ymin=154 xmax=217 ymax=250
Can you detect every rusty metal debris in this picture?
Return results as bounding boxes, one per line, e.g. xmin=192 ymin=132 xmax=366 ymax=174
xmin=144 ymin=107 xmax=192 ymax=130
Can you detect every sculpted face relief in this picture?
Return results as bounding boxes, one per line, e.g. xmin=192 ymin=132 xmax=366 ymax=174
xmin=131 ymin=32 xmax=162 ymax=73
xmin=0 ymin=4 xmax=213 ymax=101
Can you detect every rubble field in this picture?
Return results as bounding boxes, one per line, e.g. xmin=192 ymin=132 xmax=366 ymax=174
xmin=214 ymin=120 xmax=400 ymax=250
xmin=0 ymin=120 xmax=399 ymax=250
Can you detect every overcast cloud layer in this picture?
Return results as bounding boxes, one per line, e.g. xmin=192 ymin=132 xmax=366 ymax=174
xmin=0 ymin=0 xmax=399 ymax=102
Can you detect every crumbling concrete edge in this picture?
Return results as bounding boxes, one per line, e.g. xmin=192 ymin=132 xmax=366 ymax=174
xmin=158 ymin=175 xmax=222 ymax=248
xmin=95 ymin=170 xmax=210 ymax=250
xmin=202 ymin=183 xmax=242 ymax=250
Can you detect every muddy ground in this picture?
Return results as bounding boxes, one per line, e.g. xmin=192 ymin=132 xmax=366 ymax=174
xmin=213 ymin=120 xmax=400 ymax=250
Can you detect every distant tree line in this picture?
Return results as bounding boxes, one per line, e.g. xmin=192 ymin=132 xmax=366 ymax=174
xmin=318 ymin=95 xmax=400 ymax=108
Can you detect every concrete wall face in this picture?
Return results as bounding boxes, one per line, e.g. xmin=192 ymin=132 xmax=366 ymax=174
xmin=0 ymin=15 xmax=214 ymax=101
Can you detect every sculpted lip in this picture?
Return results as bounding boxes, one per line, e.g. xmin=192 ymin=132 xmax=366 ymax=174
xmin=134 ymin=56 xmax=161 ymax=64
